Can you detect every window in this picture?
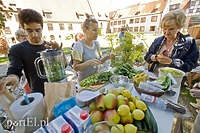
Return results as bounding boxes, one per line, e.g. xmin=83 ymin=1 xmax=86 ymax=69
xmin=111 ymin=22 xmax=113 ymax=26
xmin=134 ymin=27 xmax=138 ymax=32
xmin=129 ymin=27 xmax=133 ymax=32
xmin=114 ymin=21 xmax=117 ymax=25
xmin=189 ymin=9 xmax=194 ymax=13
xmin=77 ymin=14 xmax=85 ymax=20
xmin=114 ymin=28 xmax=118 ymax=32
xmin=118 ymin=21 xmax=121 ymax=25
xmin=129 ymin=19 xmax=134 ymax=24
xmin=47 ymin=23 xmax=53 ymax=31
xmin=9 ymin=3 xmax=16 ymax=6
xmin=4 ymin=27 xmax=11 ymax=34
xmin=191 ymin=1 xmax=196 ymax=6
xmin=196 ymin=8 xmax=200 ymax=13
xmin=118 ymin=28 xmax=121 ymax=32
xmin=43 ymin=10 xmax=52 ymax=18
xmin=151 ymin=16 xmax=157 ymax=22
xmin=169 ymin=4 xmax=180 ymax=11
xmin=122 ymin=20 xmax=126 ymax=25
xmin=135 ymin=18 xmax=139 ymax=23
xmin=46 ymin=14 xmax=52 ymax=18
xmin=150 ymin=26 xmax=156 ymax=31
xmin=140 ymin=17 xmax=146 ymax=23
xmin=68 ymin=24 xmax=73 ymax=31
xmin=139 ymin=26 xmax=145 ymax=32
xmin=59 ymin=23 xmax=65 ymax=31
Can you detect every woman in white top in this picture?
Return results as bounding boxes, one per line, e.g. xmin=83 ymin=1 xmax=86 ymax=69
xmin=72 ymin=14 xmax=115 ymax=82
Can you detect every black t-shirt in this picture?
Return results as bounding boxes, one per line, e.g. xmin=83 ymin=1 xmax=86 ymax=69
xmin=7 ymin=40 xmax=48 ymax=95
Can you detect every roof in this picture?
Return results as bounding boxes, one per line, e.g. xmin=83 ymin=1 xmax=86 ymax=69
xmin=2 ymin=0 xmax=111 ymax=23
xmin=110 ymin=0 xmax=167 ymax=19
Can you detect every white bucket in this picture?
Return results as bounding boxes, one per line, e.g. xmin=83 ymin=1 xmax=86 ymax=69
xmin=158 ymin=67 xmax=185 ymax=88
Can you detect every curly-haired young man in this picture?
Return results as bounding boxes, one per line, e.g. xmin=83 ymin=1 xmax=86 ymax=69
xmin=0 ymin=9 xmax=65 ymax=95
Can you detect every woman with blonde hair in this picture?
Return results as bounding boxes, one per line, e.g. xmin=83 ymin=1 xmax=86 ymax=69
xmin=72 ymin=14 xmax=116 ymax=82
xmin=145 ymin=10 xmax=199 ymax=75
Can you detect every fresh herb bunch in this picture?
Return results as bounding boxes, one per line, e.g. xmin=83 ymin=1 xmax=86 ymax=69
xmin=114 ymin=63 xmax=143 ymax=79
xmin=79 ymin=71 xmax=113 ymax=87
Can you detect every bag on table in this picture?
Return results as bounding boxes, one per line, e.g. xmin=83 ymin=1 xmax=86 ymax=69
xmin=44 ymin=81 xmax=76 ymax=121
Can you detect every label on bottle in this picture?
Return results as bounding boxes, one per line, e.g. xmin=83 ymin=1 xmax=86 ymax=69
xmin=140 ymin=93 xmax=156 ymax=103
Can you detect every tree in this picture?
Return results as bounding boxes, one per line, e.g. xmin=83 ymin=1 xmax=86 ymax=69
xmin=0 ymin=2 xmax=12 ymax=56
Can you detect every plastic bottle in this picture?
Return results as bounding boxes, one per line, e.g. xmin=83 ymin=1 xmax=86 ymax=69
xmin=140 ymin=93 xmax=167 ymax=110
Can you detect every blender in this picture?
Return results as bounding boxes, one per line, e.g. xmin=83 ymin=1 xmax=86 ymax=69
xmin=34 ymin=49 xmax=66 ymax=82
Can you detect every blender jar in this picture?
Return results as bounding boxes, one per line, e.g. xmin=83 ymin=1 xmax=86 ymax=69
xmin=34 ymin=49 xmax=66 ymax=82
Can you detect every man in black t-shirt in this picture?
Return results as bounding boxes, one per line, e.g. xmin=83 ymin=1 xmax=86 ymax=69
xmin=0 ymin=9 xmax=66 ymax=95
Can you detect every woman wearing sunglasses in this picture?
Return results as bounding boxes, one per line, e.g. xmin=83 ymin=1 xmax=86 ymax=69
xmin=144 ymin=10 xmax=199 ymax=75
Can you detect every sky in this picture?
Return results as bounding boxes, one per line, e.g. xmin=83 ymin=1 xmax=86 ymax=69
xmin=108 ymin=0 xmax=157 ymax=10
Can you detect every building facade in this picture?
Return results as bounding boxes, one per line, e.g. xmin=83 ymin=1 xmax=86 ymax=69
xmin=1 ymin=0 xmax=198 ymax=44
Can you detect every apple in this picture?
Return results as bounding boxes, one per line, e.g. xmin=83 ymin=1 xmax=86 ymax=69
xmin=89 ymin=102 xmax=97 ymax=112
xmin=107 ymin=88 xmax=119 ymax=96
xmin=96 ymin=94 xmax=106 ymax=111
xmin=117 ymin=95 xmax=129 ymax=107
xmin=120 ymin=112 xmax=133 ymax=125
xmin=116 ymin=87 xmax=126 ymax=94
xmin=90 ymin=110 xmax=103 ymax=124
xmin=103 ymin=93 xmax=118 ymax=109
xmin=94 ymin=123 xmax=110 ymax=133
xmin=103 ymin=109 xmax=120 ymax=124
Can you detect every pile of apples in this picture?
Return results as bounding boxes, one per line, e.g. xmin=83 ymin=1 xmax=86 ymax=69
xmin=89 ymin=87 xmax=147 ymax=133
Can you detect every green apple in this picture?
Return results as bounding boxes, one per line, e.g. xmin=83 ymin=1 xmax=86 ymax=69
xmin=103 ymin=93 xmax=118 ymax=109
xmin=94 ymin=123 xmax=110 ymax=133
xmin=117 ymin=95 xmax=129 ymax=107
xmin=89 ymin=102 xmax=97 ymax=112
xmin=116 ymin=87 xmax=126 ymax=94
xmin=107 ymin=88 xmax=119 ymax=96
xmin=103 ymin=109 xmax=120 ymax=124
xmin=120 ymin=112 xmax=133 ymax=125
xmin=90 ymin=110 xmax=103 ymax=124
xmin=96 ymin=94 xmax=106 ymax=111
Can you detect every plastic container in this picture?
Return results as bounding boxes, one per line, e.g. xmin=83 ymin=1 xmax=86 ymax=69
xmin=140 ymin=93 xmax=167 ymax=110
xmin=53 ymin=97 xmax=77 ymax=118
xmin=63 ymin=105 xmax=92 ymax=133
xmin=158 ymin=67 xmax=185 ymax=88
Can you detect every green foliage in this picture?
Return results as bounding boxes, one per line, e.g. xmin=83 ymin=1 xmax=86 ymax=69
xmin=98 ymin=28 xmax=103 ymax=36
xmin=65 ymin=35 xmax=72 ymax=40
xmin=104 ymin=34 xmax=119 ymax=52
xmin=62 ymin=47 xmax=71 ymax=54
xmin=0 ymin=56 xmax=8 ymax=64
xmin=106 ymin=32 xmax=147 ymax=67
xmin=0 ymin=13 xmax=6 ymax=29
